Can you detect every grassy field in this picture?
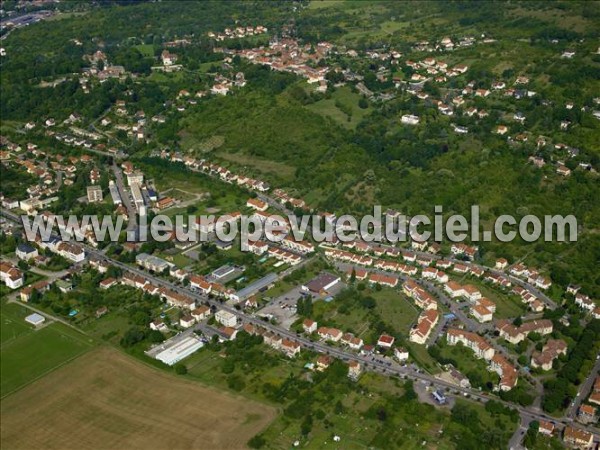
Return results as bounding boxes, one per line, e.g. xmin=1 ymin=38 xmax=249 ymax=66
xmin=310 ymin=287 xmax=420 ymax=341
xmin=449 ymin=273 xmax=526 ymax=319
xmin=407 ymin=342 xmax=441 ymax=375
xmin=215 ymin=149 xmax=297 ymax=180
xmin=371 ymin=288 xmax=420 ymax=335
xmin=1 ymin=347 xmax=277 ymax=450
xmin=139 ymin=159 xmax=247 ymax=215
xmin=134 ymin=43 xmax=154 ymax=57
xmin=305 ymin=85 xmax=370 ymax=129
xmin=147 ymin=70 xmax=186 ymax=83
xmin=307 ymin=0 xmax=341 ymax=10
xmin=437 ymin=340 xmax=498 ymax=389
xmin=1 ymin=302 xmax=94 ymax=397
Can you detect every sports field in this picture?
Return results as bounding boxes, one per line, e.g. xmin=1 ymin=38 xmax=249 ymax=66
xmin=1 ymin=301 xmax=94 ymax=397
xmin=1 ymin=347 xmax=277 ymax=450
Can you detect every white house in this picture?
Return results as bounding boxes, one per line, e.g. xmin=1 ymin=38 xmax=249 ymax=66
xmin=401 ymin=114 xmax=420 ymax=125
xmin=394 ymin=347 xmax=409 ymax=362
xmin=303 ymin=319 xmax=317 ymax=334
xmin=16 ymin=243 xmax=38 ymax=261
xmin=0 ymin=262 xmax=24 ymax=289
xmin=215 ymin=310 xmax=237 ymax=328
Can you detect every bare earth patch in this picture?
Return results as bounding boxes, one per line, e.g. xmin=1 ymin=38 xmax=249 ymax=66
xmin=1 ymin=347 xmax=277 ymax=450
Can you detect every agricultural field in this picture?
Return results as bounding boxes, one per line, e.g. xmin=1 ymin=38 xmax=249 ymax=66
xmin=1 ymin=347 xmax=277 ymax=450
xmin=0 ymin=302 xmax=94 ymax=398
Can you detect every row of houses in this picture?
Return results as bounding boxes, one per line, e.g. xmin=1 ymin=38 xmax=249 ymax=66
xmin=243 ymin=323 xmax=301 ymax=358
xmin=509 ymin=264 xmax=553 ymax=290
xmin=531 ymin=339 xmax=568 ymax=371
xmin=401 ymin=278 xmax=441 ymax=345
xmin=207 ymin=25 xmax=268 ymax=42
xmin=446 ymin=328 xmax=518 ymax=391
xmin=496 ymin=319 xmax=553 ymax=345
xmin=572 ymin=292 xmax=600 ymax=319
xmin=153 ymin=152 xmax=271 ymax=193
xmin=587 ymin=377 xmax=600 ymax=410
xmin=329 ymin=240 xmax=549 ymax=321
xmin=326 ymin=242 xmax=516 ymax=300
xmin=403 ymin=279 xmax=438 ymax=311
xmin=511 ymin=285 xmax=546 ymax=313
xmin=539 ymin=417 xmax=598 ymax=446
xmin=119 ymin=272 xmax=196 ymax=310
xmin=302 ymin=318 xmax=405 ymax=359
xmin=34 ymin=236 xmax=86 ymax=263
xmin=410 ymin=309 xmax=440 ymax=344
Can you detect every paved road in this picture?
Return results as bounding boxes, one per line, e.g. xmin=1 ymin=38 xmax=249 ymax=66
xmin=332 ymin=261 xmax=526 ymax=373
xmin=110 ymin=162 xmax=138 ymax=234
xmin=566 ymin=356 xmax=600 ymax=419
xmin=2 ymin=208 xmax=599 ymax=438
xmin=368 ymin=242 xmax=558 ymax=311
xmin=508 ymin=414 xmax=529 ymax=450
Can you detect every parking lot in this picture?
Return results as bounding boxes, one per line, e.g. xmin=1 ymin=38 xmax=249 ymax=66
xmin=256 ymin=285 xmax=304 ymax=329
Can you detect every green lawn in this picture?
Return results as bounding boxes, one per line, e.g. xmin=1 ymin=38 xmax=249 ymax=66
xmin=138 ymin=159 xmax=247 ymax=214
xmin=147 ymin=70 xmax=185 ymax=83
xmin=307 ymin=0 xmax=341 ymax=10
xmin=134 ymin=43 xmax=155 ymax=57
xmin=305 ymin=85 xmax=371 ymax=129
xmin=1 ymin=303 xmax=94 ymax=397
xmin=215 ymin=150 xmax=297 ymax=181
xmin=318 ymin=301 xmax=370 ymax=337
xmin=371 ymin=288 xmax=420 ymax=335
xmin=0 ymin=303 xmax=31 ymax=345
xmin=449 ymin=274 xmax=526 ymax=319
xmin=436 ymin=340 xmax=498 ymax=389
xmin=406 ymin=342 xmax=441 ymax=375
xmin=81 ymin=311 xmax=132 ymax=344
xmin=158 ymin=251 xmax=194 ymax=269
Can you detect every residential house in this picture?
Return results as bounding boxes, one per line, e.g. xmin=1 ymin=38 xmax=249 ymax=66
xmin=409 ymin=309 xmax=439 ymax=344
xmin=16 ymin=243 xmax=38 ymax=261
xmin=180 ymin=315 xmax=195 ymax=328
xmin=317 ymin=327 xmax=342 ymax=342
xmin=246 ymin=197 xmax=268 ymax=211
xmin=303 ymin=319 xmax=317 ymax=334
xmin=447 ymin=329 xmax=494 ymax=360
xmin=348 ymin=360 xmax=362 ymax=380
xmin=191 ymin=305 xmax=211 ymax=321
xmin=394 ymin=347 xmax=409 ymax=362
xmin=0 ymin=262 xmax=24 ymax=289
xmin=281 ymin=339 xmax=301 ymax=358
xmin=563 ymin=426 xmax=593 ymax=448
xmin=215 ymin=310 xmax=237 ymax=327
xmin=538 ymin=420 xmax=554 ymax=436
xmin=531 ymin=339 xmax=567 ymax=371
xmin=150 ymin=320 xmax=168 ymax=332
xmin=471 ymin=304 xmax=493 ymax=323
xmin=495 ymin=258 xmax=508 ymax=270
xmin=377 ymin=334 xmax=395 ymax=349
xmin=99 ymin=278 xmax=117 ymax=290
xmin=496 ymin=319 xmax=553 ymax=344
